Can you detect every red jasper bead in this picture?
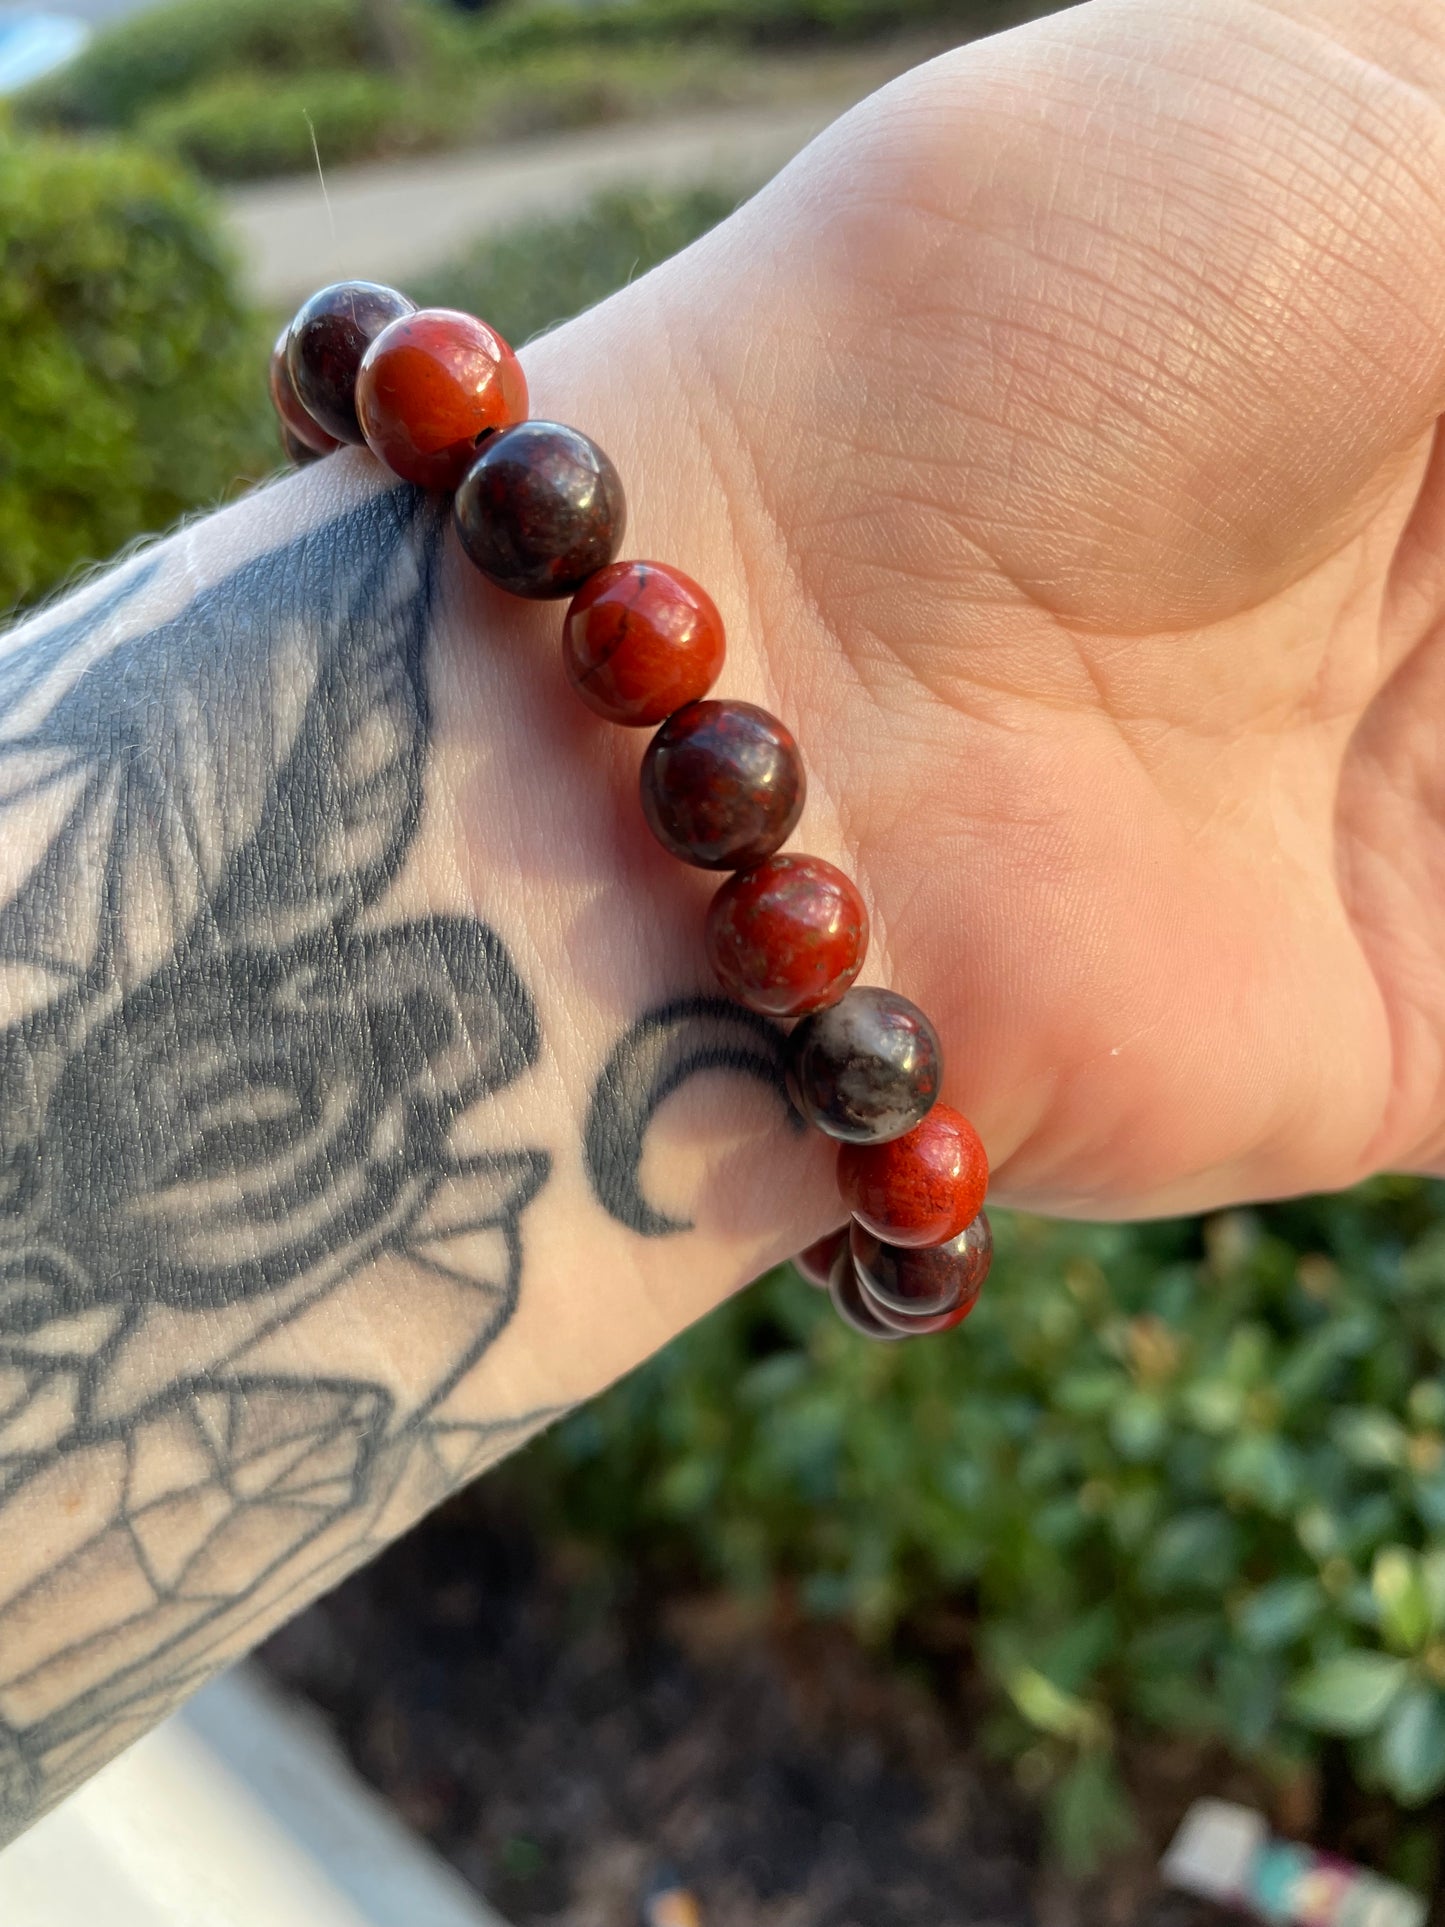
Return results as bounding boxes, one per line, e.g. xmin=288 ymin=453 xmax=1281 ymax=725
xmin=705 ymin=854 xmax=868 ymax=1018
xmin=270 ymin=325 xmax=339 ymax=461
xmin=837 ymin=1104 xmax=989 ymax=1250
xmin=564 ymin=561 xmax=725 ymax=726
xmin=356 ymin=308 xmax=528 ymax=490
xmin=641 ymin=701 xmax=805 ymax=871
xmin=794 ymin=1226 xmax=849 ymax=1290
xmin=851 ymin=1211 xmax=992 ymax=1317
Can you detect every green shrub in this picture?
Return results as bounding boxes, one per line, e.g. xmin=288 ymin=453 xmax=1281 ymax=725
xmin=0 ymin=135 xmax=272 ymax=611
xmin=416 ymin=182 xmax=741 ymax=345
xmin=525 ymin=1182 xmax=1445 ymax=1859
xmin=138 ymin=69 xmax=409 ymax=180
xmin=16 ymin=0 xmax=387 ymax=131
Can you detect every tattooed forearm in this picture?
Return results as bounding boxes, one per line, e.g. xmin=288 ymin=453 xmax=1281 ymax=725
xmin=585 ymin=997 xmax=797 ymax=1235
xmin=0 ymin=483 xmax=565 ymax=1840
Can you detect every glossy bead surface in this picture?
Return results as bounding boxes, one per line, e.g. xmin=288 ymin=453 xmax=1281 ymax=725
xmin=641 ymin=701 xmax=804 ymax=870
xmin=454 ymin=420 xmax=625 ymax=599
xmin=794 ymin=1226 xmax=848 ymax=1290
xmin=828 ymin=1247 xmax=907 ymax=1342
xmin=705 ymin=854 xmax=868 ymax=1018
xmin=564 ymin=561 xmax=725 ymax=726
xmin=270 ymin=324 xmax=339 ymax=460
xmin=786 ymin=986 xmax=942 ymax=1144
xmin=851 ymin=1211 xmax=991 ymax=1317
xmin=356 ymin=308 xmax=528 ymax=491
xmin=858 ymin=1279 xmax=981 ymax=1337
xmin=286 ymin=280 xmax=415 ymax=444
xmin=837 ymin=1103 xmax=988 ymax=1249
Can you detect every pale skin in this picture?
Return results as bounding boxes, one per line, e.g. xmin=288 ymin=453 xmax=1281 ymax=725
xmin=0 ymin=0 xmax=1441 ymax=1844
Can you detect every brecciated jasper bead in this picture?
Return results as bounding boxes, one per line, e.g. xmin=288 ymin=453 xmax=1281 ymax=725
xmin=861 ymin=1282 xmax=982 ymax=1338
xmin=454 ymin=420 xmax=626 ymax=600
xmin=356 ymin=308 xmax=528 ymax=491
xmin=794 ymin=1226 xmax=849 ymax=1290
xmin=270 ymin=325 xmax=340 ymax=461
xmin=851 ymin=1212 xmax=991 ymax=1317
xmin=837 ymin=1103 xmax=988 ymax=1249
xmin=564 ymin=561 xmax=725 ymax=726
xmin=705 ymin=853 xmax=868 ymax=1018
xmin=785 ymin=985 xmax=941 ymax=1144
xmin=641 ymin=701 xmax=805 ymax=870
xmin=287 ymin=280 xmax=416 ymax=444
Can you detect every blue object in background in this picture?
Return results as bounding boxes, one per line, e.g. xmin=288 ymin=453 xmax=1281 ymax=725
xmin=0 ymin=12 xmax=90 ymax=92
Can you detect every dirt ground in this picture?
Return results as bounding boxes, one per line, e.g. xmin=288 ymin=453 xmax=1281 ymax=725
xmin=259 ymin=1485 xmax=1246 ymax=1927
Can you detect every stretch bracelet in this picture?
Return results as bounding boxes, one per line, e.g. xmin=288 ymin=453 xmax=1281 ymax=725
xmin=270 ymin=281 xmax=994 ymax=1342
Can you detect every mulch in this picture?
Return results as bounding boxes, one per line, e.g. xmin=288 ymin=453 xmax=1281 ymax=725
xmin=259 ymin=1484 xmax=1242 ymax=1927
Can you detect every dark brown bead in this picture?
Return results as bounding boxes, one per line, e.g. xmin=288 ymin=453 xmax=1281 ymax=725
xmin=850 ymin=1212 xmax=992 ymax=1318
xmin=794 ymin=1226 xmax=848 ymax=1290
xmin=785 ymin=986 xmax=942 ymax=1144
xmin=827 ymin=1246 xmax=907 ymax=1342
xmin=454 ymin=420 xmax=626 ymax=600
xmin=286 ymin=280 xmax=416 ymax=444
xmin=641 ymin=701 xmax=805 ymax=870
xmin=270 ymin=323 xmax=339 ymax=461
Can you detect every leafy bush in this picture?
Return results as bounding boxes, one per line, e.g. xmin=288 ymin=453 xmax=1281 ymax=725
xmin=526 ymin=1183 xmax=1445 ymax=1858
xmin=0 ymin=135 xmax=271 ymax=611
xmin=16 ymin=0 xmax=389 ymax=131
xmin=138 ymin=69 xmax=409 ymax=180
xmin=15 ymin=0 xmax=1061 ymax=180
xmin=415 ymin=183 xmax=741 ymax=345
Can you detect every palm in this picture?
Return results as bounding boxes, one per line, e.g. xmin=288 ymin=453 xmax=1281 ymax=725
xmin=525 ymin=0 xmax=1445 ymax=1217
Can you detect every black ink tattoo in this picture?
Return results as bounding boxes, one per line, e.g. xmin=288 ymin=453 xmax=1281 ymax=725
xmin=585 ymin=995 xmax=797 ymax=1235
xmin=0 ymin=484 xmax=556 ymax=1836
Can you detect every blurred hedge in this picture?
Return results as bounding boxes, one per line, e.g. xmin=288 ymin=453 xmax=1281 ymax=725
xmin=522 ymin=1186 xmax=1445 ymax=1869
xmin=15 ymin=0 xmax=1056 ymax=180
xmin=0 ymin=136 xmax=271 ymax=612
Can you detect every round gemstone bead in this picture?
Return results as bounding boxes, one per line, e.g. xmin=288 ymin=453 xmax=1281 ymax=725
xmin=270 ymin=324 xmax=339 ymax=461
xmin=641 ymin=701 xmax=805 ymax=871
xmin=454 ymin=420 xmax=626 ymax=599
xmin=785 ymin=986 xmax=942 ymax=1144
xmin=286 ymin=280 xmax=415 ymax=444
xmin=828 ymin=1247 xmax=907 ymax=1342
xmin=837 ymin=1103 xmax=988 ymax=1249
xmin=564 ymin=561 xmax=725 ymax=726
xmin=356 ymin=308 xmax=528 ymax=491
xmin=859 ymin=1280 xmax=981 ymax=1337
xmin=704 ymin=854 xmax=868 ymax=1018
xmin=794 ymin=1226 xmax=849 ymax=1290
xmin=851 ymin=1211 xmax=991 ymax=1317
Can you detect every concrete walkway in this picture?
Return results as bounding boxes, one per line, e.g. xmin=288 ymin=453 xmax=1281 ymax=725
xmin=223 ymin=98 xmax=853 ymax=305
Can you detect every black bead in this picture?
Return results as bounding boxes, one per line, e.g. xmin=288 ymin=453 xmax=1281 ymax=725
xmin=785 ymin=985 xmax=942 ymax=1144
xmin=827 ymin=1246 xmax=907 ymax=1341
xmin=454 ymin=420 xmax=626 ymax=600
xmin=640 ymin=700 xmax=805 ymax=870
xmin=851 ymin=1212 xmax=992 ymax=1317
xmin=286 ymin=280 xmax=415 ymax=444
xmin=794 ymin=1226 xmax=848 ymax=1289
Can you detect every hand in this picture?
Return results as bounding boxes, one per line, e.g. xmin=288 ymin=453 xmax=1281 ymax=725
xmin=517 ymin=0 xmax=1445 ymax=1220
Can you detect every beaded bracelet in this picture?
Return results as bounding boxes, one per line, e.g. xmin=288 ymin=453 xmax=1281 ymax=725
xmin=270 ymin=280 xmax=994 ymax=1342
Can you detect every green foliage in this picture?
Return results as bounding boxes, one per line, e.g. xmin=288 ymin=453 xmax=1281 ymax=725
xmin=0 ymin=134 xmax=271 ymax=613
xmin=137 ymin=69 xmax=408 ymax=181
xmin=14 ymin=0 xmax=1058 ymax=180
xmin=17 ymin=0 xmax=387 ymax=131
xmin=524 ymin=1183 xmax=1445 ymax=1852
xmin=414 ymin=183 xmax=741 ymax=345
